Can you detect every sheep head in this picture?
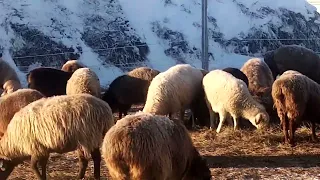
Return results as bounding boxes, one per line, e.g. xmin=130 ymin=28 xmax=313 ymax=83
xmin=0 ymin=158 xmax=16 ymax=179
xmin=253 ymin=112 xmax=270 ymax=130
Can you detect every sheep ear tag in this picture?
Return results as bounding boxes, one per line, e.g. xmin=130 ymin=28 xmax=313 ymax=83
xmin=0 ymin=160 xmax=5 ymax=171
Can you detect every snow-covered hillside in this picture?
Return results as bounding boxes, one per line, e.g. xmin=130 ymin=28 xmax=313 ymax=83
xmin=0 ymin=0 xmax=319 ymax=86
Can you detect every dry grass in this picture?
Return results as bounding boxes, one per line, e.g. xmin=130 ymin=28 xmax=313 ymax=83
xmin=8 ymin=106 xmax=320 ymax=179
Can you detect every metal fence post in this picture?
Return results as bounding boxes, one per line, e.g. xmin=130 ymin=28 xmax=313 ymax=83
xmin=201 ymin=0 xmax=209 ymax=70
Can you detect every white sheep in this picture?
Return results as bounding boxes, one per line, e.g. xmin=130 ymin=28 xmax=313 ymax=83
xmin=0 ymin=59 xmax=21 ymax=95
xmin=102 ymin=111 xmax=211 ymax=180
xmin=66 ymin=68 xmax=101 ymax=98
xmin=203 ymin=69 xmax=269 ymax=133
xmin=0 ymin=94 xmax=114 ymax=179
xmin=143 ymin=64 xmax=203 ymax=122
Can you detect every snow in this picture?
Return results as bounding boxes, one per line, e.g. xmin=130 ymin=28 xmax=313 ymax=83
xmin=0 ymin=0 xmax=318 ymax=87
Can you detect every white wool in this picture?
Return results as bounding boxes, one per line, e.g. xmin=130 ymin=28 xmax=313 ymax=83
xmin=143 ymin=64 xmax=203 ymax=116
xmin=203 ymin=69 xmax=269 ymax=132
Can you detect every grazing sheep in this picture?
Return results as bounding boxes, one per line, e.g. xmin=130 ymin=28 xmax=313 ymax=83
xmin=27 ymin=67 xmax=73 ymax=97
xmin=263 ymin=45 xmax=320 ymax=83
xmin=143 ymin=64 xmax=203 ymax=122
xmin=0 ymin=89 xmax=45 ymax=137
xmin=0 ymin=94 xmax=114 ymax=179
xmin=102 ymin=111 xmax=211 ymax=180
xmin=203 ymin=70 xmax=269 ymax=132
xmin=61 ymin=60 xmax=85 ymax=73
xmin=1 ymin=80 xmax=22 ymax=97
xmin=222 ymin=67 xmax=249 ymax=87
xmin=188 ymin=69 xmax=210 ymax=128
xmin=0 ymin=59 xmax=22 ymax=95
xmin=272 ymin=70 xmax=320 ymax=146
xmin=102 ymin=67 xmax=160 ymax=119
xmin=241 ymin=58 xmax=278 ymax=124
xmin=66 ymin=68 xmax=101 ymax=98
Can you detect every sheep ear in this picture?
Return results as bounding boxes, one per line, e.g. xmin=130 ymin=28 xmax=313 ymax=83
xmin=0 ymin=160 xmax=6 ymax=171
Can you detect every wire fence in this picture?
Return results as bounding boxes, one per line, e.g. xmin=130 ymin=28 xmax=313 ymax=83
xmin=11 ymin=37 xmax=320 ymax=73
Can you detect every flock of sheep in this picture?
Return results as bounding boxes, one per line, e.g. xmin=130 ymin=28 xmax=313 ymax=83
xmin=0 ymin=44 xmax=319 ymax=179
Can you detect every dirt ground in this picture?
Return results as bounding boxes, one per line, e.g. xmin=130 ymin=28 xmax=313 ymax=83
xmin=8 ymin=108 xmax=320 ymax=180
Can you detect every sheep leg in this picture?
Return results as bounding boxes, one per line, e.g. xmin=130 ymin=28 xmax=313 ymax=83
xmin=216 ymin=112 xmax=227 ymax=133
xmin=288 ymin=119 xmax=296 ymax=147
xmin=205 ymin=98 xmax=215 ymax=129
xmin=118 ymin=112 xmax=122 ymax=119
xmin=232 ymin=115 xmax=239 ymax=130
xmin=169 ymin=113 xmax=172 ymax=119
xmin=30 ymin=156 xmax=45 ymax=180
xmin=39 ymin=156 xmax=49 ymax=180
xmin=91 ymin=148 xmax=101 ymax=179
xmin=179 ymin=109 xmax=185 ymax=122
xmin=311 ymin=121 xmax=318 ymax=142
xmin=77 ymin=149 xmax=89 ymax=179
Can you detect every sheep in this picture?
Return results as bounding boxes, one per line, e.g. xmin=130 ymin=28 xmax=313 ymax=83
xmin=0 ymin=94 xmax=114 ymax=179
xmin=143 ymin=64 xmax=203 ymax=123
xmin=241 ymin=58 xmax=278 ymax=124
xmin=272 ymin=70 xmax=320 ymax=146
xmin=188 ymin=69 xmax=210 ymax=128
xmin=102 ymin=111 xmax=211 ymax=180
xmin=0 ymin=89 xmax=45 ymax=137
xmin=1 ymin=80 xmax=22 ymax=97
xmin=203 ymin=69 xmax=269 ymax=132
xmin=61 ymin=59 xmax=85 ymax=73
xmin=27 ymin=67 xmax=73 ymax=97
xmin=222 ymin=67 xmax=249 ymax=87
xmin=263 ymin=50 xmax=279 ymax=80
xmin=0 ymin=59 xmax=22 ymax=95
xmin=263 ymin=45 xmax=320 ymax=83
xmin=102 ymin=67 xmax=160 ymax=119
xmin=66 ymin=68 xmax=101 ymax=98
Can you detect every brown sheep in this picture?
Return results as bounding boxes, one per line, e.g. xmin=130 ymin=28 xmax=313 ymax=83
xmin=272 ymin=70 xmax=320 ymax=146
xmin=0 ymin=94 xmax=114 ymax=179
xmin=61 ymin=60 xmax=85 ymax=73
xmin=0 ymin=59 xmax=21 ymax=95
xmin=102 ymin=111 xmax=211 ymax=180
xmin=0 ymin=89 xmax=45 ymax=137
xmin=241 ymin=58 xmax=278 ymax=124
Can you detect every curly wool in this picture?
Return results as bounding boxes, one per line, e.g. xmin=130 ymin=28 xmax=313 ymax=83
xmin=241 ymin=58 xmax=274 ymax=94
xmin=143 ymin=64 xmax=203 ymax=116
xmin=0 ymin=94 xmax=114 ymax=160
xmin=0 ymin=89 xmax=45 ymax=136
xmin=66 ymin=68 xmax=101 ymax=98
xmin=102 ymin=111 xmax=211 ymax=180
xmin=203 ymin=69 xmax=269 ymax=132
xmin=61 ymin=60 xmax=85 ymax=73
xmin=272 ymin=70 xmax=320 ymax=144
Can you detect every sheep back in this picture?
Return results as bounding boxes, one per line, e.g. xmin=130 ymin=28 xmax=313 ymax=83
xmin=102 ymin=111 xmax=211 ymax=180
xmin=143 ymin=64 xmax=203 ymax=115
xmin=66 ymin=68 xmax=101 ymax=98
xmin=222 ymin=67 xmax=249 ymax=87
xmin=127 ymin=67 xmax=160 ymax=81
xmin=203 ymin=69 xmax=269 ymax=129
xmin=0 ymin=94 xmax=114 ymax=159
xmin=272 ymin=45 xmax=320 ymax=83
xmin=27 ymin=67 xmax=73 ymax=97
xmin=61 ymin=60 xmax=85 ymax=73
xmin=0 ymin=89 xmax=45 ymax=136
